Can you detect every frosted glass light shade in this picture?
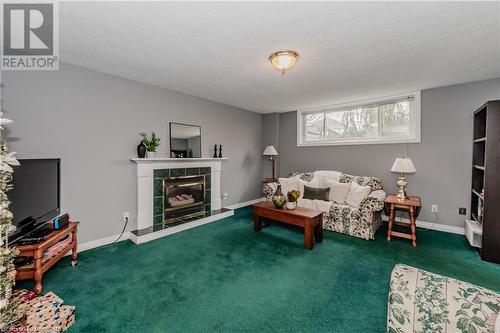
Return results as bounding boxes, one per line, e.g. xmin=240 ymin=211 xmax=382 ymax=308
xmin=263 ymin=145 xmax=278 ymax=156
xmin=391 ymin=157 xmax=416 ymax=173
xmin=269 ymin=50 xmax=299 ymax=74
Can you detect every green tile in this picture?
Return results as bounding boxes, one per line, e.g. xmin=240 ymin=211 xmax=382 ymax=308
xmin=154 ymin=197 xmax=163 ymax=216
xmin=170 ymin=168 xmax=186 ymax=177
xmin=204 ymin=190 xmax=211 ymax=205
xmin=154 ymin=178 xmax=163 ymax=197
xmin=153 ymin=215 xmax=163 ymax=224
xmin=205 ymin=175 xmax=211 ymax=190
xmin=186 ymin=168 xmax=200 ymax=176
xmin=154 ymin=169 xmax=169 ymax=178
xmin=200 ymin=167 xmax=211 ymax=175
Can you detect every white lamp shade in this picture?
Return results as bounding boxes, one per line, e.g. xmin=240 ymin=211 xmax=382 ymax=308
xmin=391 ymin=157 xmax=416 ymax=173
xmin=263 ymin=145 xmax=278 ymax=156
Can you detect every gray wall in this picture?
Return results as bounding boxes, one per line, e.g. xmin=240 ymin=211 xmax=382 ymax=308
xmin=2 ymin=63 xmax=262 ymax=243
xmin=275 ymin=78 xmax=500 ymax=228
xmin=261 ymin=113 xmax=280 ymax=180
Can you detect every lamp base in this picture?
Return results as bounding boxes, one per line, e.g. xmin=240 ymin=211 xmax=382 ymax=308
xmin=396 ymin=176 xmax=408 ymax=201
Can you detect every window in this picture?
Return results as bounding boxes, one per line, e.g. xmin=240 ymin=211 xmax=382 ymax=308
xmin=297 ymin=92 xmax=421 ymax=146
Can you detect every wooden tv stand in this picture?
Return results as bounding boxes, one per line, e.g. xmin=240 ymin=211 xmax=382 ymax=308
xmin=15 ymin=222 xmax=79 ymax=294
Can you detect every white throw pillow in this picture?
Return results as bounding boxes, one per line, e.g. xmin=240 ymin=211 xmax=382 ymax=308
xmin=317 ymin=176 xmax=337 ymax=188
xmin=345 ymin=182 xmax=371 ymax=207
xmin=323 ymin=180 xmax=351 ymax=203
xmin=314 ymin=170 xmax=342 ymax=185
xmin=278 ymin=177 xmax=299 ymax=196
xmin=297 ymin=177 xmax=321 ymax=198
xmin=296 ymin=198 xmax=314 ymax=209
xmin=297 ymin=198 xmax=332 ymax=213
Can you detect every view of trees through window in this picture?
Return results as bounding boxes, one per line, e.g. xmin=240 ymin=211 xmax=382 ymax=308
xmin=302 ymin=99 xmax=413 ymax=143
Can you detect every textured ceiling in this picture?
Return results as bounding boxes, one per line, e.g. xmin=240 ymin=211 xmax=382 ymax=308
xmin=60 ymin=2 xmax=500 ymax=113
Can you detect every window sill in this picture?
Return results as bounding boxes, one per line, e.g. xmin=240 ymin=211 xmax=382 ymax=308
xmin=297 ymin=137 xmax=421 ymax=147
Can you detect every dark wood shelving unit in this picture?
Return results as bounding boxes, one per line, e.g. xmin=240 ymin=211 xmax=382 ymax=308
xmin=470 ymin=100 xmax=500 ymax=264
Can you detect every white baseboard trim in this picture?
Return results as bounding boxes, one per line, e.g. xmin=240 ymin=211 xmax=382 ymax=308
xmin=225 ymin=197 xmax=265 ymax=210
xmin=76 ymin=232 xmax=131 ymax=253
xmin=382 ymin=215 xmax=464 ymax=235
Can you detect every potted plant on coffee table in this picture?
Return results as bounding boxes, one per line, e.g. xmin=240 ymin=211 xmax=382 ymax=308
xmin=140 ymin=131 xmax=160 ymax=158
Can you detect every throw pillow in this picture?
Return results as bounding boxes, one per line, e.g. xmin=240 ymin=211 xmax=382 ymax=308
xmin=278 ymin=177 xmax=299 ymax=196
xmin=314 ymin=170 xmax=342 ymax=185
xmin=323 ymin=180 xmax=351 ymax=203
xmin=297 ymin=198 xmax=332 ymax=213
xmin=317 ymin=176 xmax=337 ymax=188
xmin=302 ymin=185 xmax=330 ymax=201
xmin=297 ymin=177 xmax=321 ymax=198
xmin=345 ymin=181 xmax=371 ymax=207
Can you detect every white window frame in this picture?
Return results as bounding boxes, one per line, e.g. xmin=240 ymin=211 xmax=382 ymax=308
xmin=297 ymin=91 xmax=421 ymax=147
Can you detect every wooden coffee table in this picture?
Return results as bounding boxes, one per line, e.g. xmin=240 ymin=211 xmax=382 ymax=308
xmin=252 ymin=201 xmax=323 ymax=250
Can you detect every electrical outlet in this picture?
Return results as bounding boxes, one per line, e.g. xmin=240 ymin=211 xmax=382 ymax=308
xmin=222 ymin=193 xmax=229 ymax=200
xmin=431 ymin=205 xmax=438 ymax=213
xmin=459 ymin=207 xmax=466 ymax=215
xmin=123 ymin=212 xmax=129 ymax=222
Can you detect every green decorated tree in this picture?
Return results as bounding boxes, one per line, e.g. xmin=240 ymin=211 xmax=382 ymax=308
xmin=0 ymin=103 xmax=21 ymax=328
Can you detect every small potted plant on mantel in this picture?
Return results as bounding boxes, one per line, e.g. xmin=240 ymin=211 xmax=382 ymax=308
xmin=140 ymin=132 xmax=160 ymax=158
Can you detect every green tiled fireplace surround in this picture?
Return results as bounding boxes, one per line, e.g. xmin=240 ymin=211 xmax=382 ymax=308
xmin=153 ymin=167 xmax=211 ymax=224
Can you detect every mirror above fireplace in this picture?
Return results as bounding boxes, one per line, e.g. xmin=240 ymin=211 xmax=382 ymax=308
xmin=169 ymin=122 xmax=201 ymax=158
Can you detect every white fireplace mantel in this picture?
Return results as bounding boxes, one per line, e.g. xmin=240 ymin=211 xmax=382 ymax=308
xmin=131 ymin=157 xmax=227 ymax=230
xmin=130 ymin=157 xmax=228 ymax=164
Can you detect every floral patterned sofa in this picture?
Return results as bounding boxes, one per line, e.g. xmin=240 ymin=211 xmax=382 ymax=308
xmin=388 ymin=264 xmax=499 ymax=333
xmin=263 ymin=171 xmax=387 ymax=240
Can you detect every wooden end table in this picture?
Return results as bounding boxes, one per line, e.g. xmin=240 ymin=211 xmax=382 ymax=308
xmin=252 ymin=201 xmax=323 ymax=250
xmin=384 ymin=195 xmax=421 ymax=247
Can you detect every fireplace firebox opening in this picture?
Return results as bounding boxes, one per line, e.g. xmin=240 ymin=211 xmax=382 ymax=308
xmin=163 ymin=175 xmax=205 ymax=223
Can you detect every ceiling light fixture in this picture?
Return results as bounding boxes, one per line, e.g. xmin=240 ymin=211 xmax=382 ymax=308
xmin=268 ymin=50 xmax=299 ymax=75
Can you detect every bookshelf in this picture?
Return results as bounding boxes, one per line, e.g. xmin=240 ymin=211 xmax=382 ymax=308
xmin=469 ymin=100 xmax=500 ymax=263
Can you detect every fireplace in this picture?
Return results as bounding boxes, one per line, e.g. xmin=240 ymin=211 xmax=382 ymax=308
xmin=130 ymin=159 xmax=232 ymax=244
xmin=163 ymin=175 xmax=205 ymax=222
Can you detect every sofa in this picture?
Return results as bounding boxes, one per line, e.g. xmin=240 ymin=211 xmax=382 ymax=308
xmin=263 ymin=171 xmax=387 ymax=240
xmin=388 ymin=264 xmax=500 ymax=333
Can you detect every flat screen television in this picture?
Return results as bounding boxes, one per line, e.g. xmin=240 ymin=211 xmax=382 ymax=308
xmin=8 ymin=158 xmax=61 ymax=243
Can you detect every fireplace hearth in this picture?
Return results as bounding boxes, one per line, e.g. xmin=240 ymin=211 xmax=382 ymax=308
xmin=164 ymin=175 xmax=205 ymax=222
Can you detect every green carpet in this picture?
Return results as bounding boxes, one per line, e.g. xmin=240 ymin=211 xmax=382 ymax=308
xmin=23 ymin=207 xmax=500 ymax=332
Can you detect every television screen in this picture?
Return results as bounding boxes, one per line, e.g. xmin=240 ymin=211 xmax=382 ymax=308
xmin=9 ymin=159 xmax=60 ymax=239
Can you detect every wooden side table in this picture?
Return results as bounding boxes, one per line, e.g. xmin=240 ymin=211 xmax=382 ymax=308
xmin=15 ymin=222 xmax=79 ymax=294
xmin=385 ymin=195 xmax=421 ymax=247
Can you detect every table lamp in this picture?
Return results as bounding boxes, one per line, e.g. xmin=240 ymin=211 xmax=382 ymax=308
xmin=263 ymin=145 xmax=278 ymax=182
xmin=391 ymin=157 xmax=416 ymax=201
